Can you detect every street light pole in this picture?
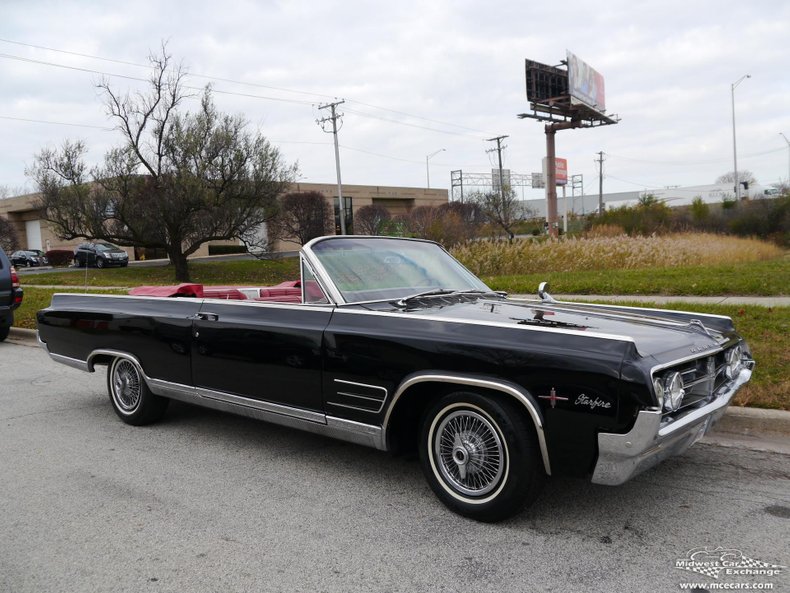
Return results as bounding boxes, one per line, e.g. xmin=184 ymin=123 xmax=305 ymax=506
xmin=731 ymin=74 xmax=750 ymax=200
xmin=425 ymin=149 xmax=445 ymax=189
xmin=780 ymin=133 xmax=790 ymax=184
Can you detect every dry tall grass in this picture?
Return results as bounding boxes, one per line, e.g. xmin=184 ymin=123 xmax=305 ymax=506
xmin=452 ymin=233 xmax=783 ymax=276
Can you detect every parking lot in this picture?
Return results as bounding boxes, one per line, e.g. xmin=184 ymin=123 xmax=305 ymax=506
xmin=1 ymin=340 xmax=788 ymax=593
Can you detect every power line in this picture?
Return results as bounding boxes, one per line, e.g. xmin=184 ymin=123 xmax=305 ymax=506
xmin=343 ymin=106 xmax=484 ymax=138
xmin=0 ymin=37 xmax=496 ymax=136
xmin=0 ymin=52 xmax=316 ymax=105
xmin=0 ymin=114 xmax=112 ymax=130
xmin=606 ymin=146 xmax=786 ymax=166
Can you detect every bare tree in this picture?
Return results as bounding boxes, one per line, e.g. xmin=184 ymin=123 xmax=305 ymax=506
xmin=355 ymin=204 xmax=391 ymax=235
xmin=269 ymin=191 xmax=332 ymax=246
xmin=716 ymin=170 xmax=757 ymax=185
xmin=0 ymin=217 xmax=20 ymax=253
xmin=27 ymin=46 xmax=296 ymax=281
xmin=468 ymin=188 xmax=521 ymax=240
xmin=406 ymin=206 xmax=441 ymax=240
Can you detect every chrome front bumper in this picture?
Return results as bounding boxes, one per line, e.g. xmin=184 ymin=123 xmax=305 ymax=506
xmin=591 ymin=364 xmax=753 ymax=485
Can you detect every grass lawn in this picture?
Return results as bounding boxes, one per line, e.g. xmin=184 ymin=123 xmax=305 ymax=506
xmin=15 ymin=288 xmax=788 ymax=411
xmin=24 ymin=255 xmax=788 ymax=296
xmin=484 ymin=258 xmax=790 ymax=296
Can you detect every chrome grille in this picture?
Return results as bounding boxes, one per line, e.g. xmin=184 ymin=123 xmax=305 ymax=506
xmin=658 ymin=345 xmax=745 ymax=417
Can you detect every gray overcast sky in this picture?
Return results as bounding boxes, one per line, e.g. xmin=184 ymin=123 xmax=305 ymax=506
xmin=2 ymin=0 xmax=789 ymax=199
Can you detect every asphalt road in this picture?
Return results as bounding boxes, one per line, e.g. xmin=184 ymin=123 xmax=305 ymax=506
xmin=1 ymin=341 xmax=788 ymax=593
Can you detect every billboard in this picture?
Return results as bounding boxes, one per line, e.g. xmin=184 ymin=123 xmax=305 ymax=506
xmin=567 ymin=51 xmax=605 ymax=112
xmin=524 ymin=59 xmax=567 ymax=104
xmin=541 ymin=158 xmax=568 ymax=186
xmin=531 ymin=172 xmax=545 ymax=189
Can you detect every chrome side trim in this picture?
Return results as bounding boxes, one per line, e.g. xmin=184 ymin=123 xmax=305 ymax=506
xmin=146 ymin=377 xmax=196 ymax=400
xmin=194 ymin=385 xmax=326 ymax=424
xmin=326 ymin=401 xmax=379 ymax=413
xmin=36 ymin=331 xmax=48 ymax=352
xmin=333 ymin=307 xmax=634 ymax=343
xmin=49 ymin=292 xmax=334 ymax=313
xmin=540 ymin=299 xmax=733 ymax=321
xmin=329 ymin=379 xmax=388 ymax=413
xmin=382 ymin=372 xmax=551 ymax=476
xmin=49 ymin=352 xmax=91 ymax=372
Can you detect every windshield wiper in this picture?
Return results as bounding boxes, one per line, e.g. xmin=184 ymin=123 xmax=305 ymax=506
xmin=396 ymin=289 xmax=504 ymax=307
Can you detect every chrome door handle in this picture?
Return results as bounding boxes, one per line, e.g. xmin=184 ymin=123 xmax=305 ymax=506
xmin=191 ymin=312 xmax=219 ymax=321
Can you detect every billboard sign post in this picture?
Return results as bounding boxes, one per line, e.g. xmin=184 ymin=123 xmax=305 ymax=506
xmin=519 ymin=52 xmax=619 ymax=238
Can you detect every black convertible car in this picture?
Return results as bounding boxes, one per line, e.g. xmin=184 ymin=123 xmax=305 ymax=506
xmin=37 ymin=236 xmax=754 ymax=521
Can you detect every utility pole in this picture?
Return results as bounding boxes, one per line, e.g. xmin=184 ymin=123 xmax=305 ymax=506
xmin=486 ymin=135 xmax=509 ymax=235
xmin=780 ymin=132 xmax=790 ymax=184
xmin=571 ymin=174 xmax=583 ymax=215
xmin=731 ymin=75 xmax=750 ymax=201
xmin=596 ymin=151 xmax=605 ymax=214
xmin=317 ymin=100 xmax=346 ymax=235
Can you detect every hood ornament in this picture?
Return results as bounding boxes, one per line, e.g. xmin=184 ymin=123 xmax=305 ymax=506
xmin=538 ymin=281 xmax=556 ymax=304
xmin=687 ymin=319 xmax=714 ymax=338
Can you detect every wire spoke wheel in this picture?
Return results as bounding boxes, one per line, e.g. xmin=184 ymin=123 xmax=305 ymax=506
xmin=111 ymin=359 xmax=142 ymax=413
xmin=434 ymin=409 xmax=505 ymax=497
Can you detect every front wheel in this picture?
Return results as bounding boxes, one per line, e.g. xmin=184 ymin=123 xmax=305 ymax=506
xmin=107 ymin=357 xmax=169 ymax=425
xmin=419 ymin=392 xmax=545 ymax=522
xmin=96 ymin=257 xmax=105 ymax=269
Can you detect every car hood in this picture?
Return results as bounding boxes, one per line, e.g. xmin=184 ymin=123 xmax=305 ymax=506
xmin=373 ymin=296 xmax=735 ymax=362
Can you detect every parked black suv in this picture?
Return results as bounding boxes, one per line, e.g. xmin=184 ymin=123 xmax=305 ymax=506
xmin=0 ymin=250 xmax=24 ymax=341
xmin=73 ymin=242 xmax=129 ymax=268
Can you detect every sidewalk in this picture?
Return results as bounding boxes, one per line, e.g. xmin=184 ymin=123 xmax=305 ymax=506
xmin=512 ymin=294 xmax=790 ymax=307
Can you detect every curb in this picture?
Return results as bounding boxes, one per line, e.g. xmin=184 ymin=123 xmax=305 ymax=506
xmin=711 ymin=406 xmax=790 ymax=439
xmin=6 ymin=327 xmax=789 ymax=438
xmin=7 ymin=327 xmax=38 ymax=348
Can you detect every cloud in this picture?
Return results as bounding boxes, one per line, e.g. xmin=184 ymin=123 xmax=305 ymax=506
xmin=1 ymin=0 xmax=789 ymax=197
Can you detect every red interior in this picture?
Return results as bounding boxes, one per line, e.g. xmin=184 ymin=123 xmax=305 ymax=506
xmin=129 ymin=280 xmax=303 ymax=303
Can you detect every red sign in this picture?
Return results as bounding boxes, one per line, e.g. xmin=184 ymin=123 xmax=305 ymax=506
xmin=555 ymin=158 xmax=568 ymax=186
xmin=542 ymin=157 xmax=568 ymax=186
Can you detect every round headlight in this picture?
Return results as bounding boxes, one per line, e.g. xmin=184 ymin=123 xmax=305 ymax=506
xmin=725 ymin=345 xmax=742 ymax=379
xmin=663 ymin=372 xmax=685 ymax=412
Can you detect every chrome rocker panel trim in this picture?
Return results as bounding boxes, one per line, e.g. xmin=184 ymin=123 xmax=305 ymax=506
xmin=592 ymin=365 xmax=753 ymax=486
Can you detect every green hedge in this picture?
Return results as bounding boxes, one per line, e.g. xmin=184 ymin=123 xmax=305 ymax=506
xmin=208 ymin=244 xmax=249 ymax=255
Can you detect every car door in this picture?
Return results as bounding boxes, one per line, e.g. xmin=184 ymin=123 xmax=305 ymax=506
xmin=190 ymin=299 xmax=334 ymax=414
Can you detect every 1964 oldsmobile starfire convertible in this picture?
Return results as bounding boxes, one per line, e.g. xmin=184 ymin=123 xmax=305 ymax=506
xmin=37 ymin=236 xmax=754 ymax=521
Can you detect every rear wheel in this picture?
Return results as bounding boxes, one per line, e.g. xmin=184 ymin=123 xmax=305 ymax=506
xmin=107 ymin=357 xmax=169 ymax=425
xmin=0 ymin=325 xmax=9 ymax=342
xmin=96 ymin=257 xmax=105 ymax=269
xmin=419 ymin=391 xmax=544 ymax=522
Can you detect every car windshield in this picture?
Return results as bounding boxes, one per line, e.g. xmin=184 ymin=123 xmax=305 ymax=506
xmin=96 ymin=243 xmax=116 ymax=251
xmin=310 ymin=237 xmax=490 ymax=303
